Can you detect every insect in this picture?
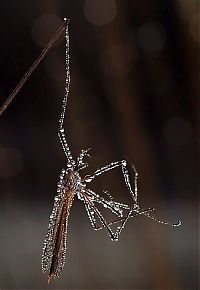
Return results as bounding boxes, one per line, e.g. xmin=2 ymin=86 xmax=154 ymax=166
xmin=41 ymin=19 xmax=181 ymax=283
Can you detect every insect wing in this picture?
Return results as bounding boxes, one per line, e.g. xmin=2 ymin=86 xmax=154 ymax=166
xmin=41 ymin=188 xmax=65 ymax=274
xmin=48 ymin=197 xmax=70 ymax=282
xmin=42 ymin=189 xmax=74 ymax=282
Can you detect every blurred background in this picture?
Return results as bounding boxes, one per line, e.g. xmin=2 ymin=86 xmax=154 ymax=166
xmin=0 ymin=0 xmax=198 ymax=289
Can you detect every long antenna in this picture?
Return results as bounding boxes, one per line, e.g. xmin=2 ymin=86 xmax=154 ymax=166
xmin=0 ymin=18 xmax=68 ymax=116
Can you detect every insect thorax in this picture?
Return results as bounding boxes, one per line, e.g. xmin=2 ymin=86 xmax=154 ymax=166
xmin=62 ymin=169 xmax=84 ymax=194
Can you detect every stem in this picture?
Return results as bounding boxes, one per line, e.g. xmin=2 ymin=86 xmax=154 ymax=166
xmin=0 ymin=18 xmax=69 ymax=116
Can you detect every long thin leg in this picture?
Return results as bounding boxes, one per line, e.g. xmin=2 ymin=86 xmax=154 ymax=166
xmin=96 ymin=208 xmax=155 ymax=230
xmin=87 ymin=188 xmax=180 ymax=227
xmin=82 ymin=193 xmax=117 ymax=240
xmin=83 ymin=189 xmax=142 ymax=241
xmin=85 ymin=188 xmax=155 ymax=228
xmin=58 ymin=21 xmax=75 ymax=166
xmin=86 ymin=188 xmax=129 ymax=216
xmin=82 ymin=192 xmax=156 ymax=241
xmin=95 ymin=207 xmax=181 ymax=229
xmin=84 ymin=162 xmax=181 ymax=227
xmin=84 ymin=160 xmax=138 ymax=204
xmin=84 ymin=160 xmax=126 ymax=182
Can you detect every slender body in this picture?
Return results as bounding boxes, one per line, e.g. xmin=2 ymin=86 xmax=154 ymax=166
xmin=42 ymin=169 xmax=84 ymax=282
xmin=48 ymin=192 xmax=73 ymax=283
xmin=41 ymin=20 xmax=181 ymax=283
xmin=0 ymin=16 xmax=181 ymax=284
xmin=48 ymin=180 xmax=74 ymax=282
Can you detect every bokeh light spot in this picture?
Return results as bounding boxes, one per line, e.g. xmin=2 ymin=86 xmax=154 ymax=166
xmin=0 ymin=147 xmax=23 ymax=178
xmin=163 ymin=117 xmax=193 ymax=146
xmin=32 ymin=14 xmax=62 ymax=47
xmin=102 ymin=44 xmax=134 ymax=78
xmin=84 ymin=0 xmax=116 ymax=26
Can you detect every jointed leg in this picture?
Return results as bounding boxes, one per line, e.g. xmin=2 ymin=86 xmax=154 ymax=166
xmin=84 ymin=160 xmax=126 ymax=182
xmin=89 ymin=188 xmax=169 ymax=227
xmin=85 ymin=189 xmax=156 ymax=229
xmin=122 ymin=161 xmax=138 ymax=204
xmin=83 ymin=192 xmax=157 ymax=240
xmin=58 ymin=129 xmax=75 ymax=165
xmin=83 ymin=189 xmax=144 ymax=241
xmin=96 ymin=207 xmax=155 ymax=230
xmin=84 ymin=160 xmax=138 ymax=205
xmin=84 ymin=161 xmax=181 ymax=229
xmin=58 ymin=22 xmax=75 ymax=166
xmin=82 ymin=193 xmax=117 ymax=240
xmin=86 ymin=188 xmax=129 ymax=217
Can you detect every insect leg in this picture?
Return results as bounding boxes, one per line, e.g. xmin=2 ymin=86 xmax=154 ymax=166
xmin=120 ymin=163 xmax=181 ymax=226
xmin=84 ymin=160 xmax=127 ymax=182
xmin=58 ymin=21 xmax=75 ymax=165
xmin=98 ymin=208 xmax=156 ymax=230
xmin=58 ymin=129 xmax=75 ymax=165
xmin=120 ymin=161 xmax=138 ymax=204
xmin=87 ymin=188 xmax=132 ymax=214
xmin=83 ymin=195 xmax=99 ymax=229
xmin=84 ymin=159 xmax=138 ymax=204
xmin=85 ymin=189 xmax=157 ymax=231
xmin=85 ymin=161 xmax=180 ymax=227
xmin=83 ymin=189 xmax=142 ymax=241
xmin=82 ymin=193 xmax=117 ymax=240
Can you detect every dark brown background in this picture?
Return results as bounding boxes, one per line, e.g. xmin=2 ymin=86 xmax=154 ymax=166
xmin=0 ymin=0 xmax=198 ymax=289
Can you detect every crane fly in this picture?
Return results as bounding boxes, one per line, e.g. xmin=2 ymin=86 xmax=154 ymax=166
xmin=0 ymin=16 xmax=181 ymax=285
xmin=40 ymin=19 xmax=181 ymax=283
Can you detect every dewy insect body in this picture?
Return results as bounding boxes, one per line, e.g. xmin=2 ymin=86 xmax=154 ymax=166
xmin=41 ymin=19 xmax=181 ymax=283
